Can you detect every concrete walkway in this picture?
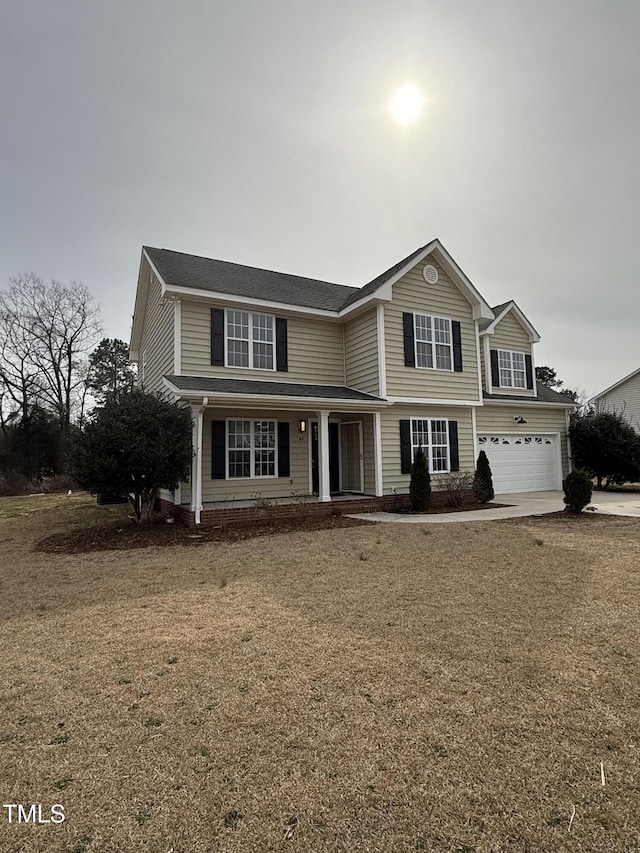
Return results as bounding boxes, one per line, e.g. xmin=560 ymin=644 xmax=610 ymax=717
xmin=348 ymin=490 xmax=640 ymax=524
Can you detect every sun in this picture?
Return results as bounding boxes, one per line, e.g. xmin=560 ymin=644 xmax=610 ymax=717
xmin=389 ymin=82 xmax=424 ymax=125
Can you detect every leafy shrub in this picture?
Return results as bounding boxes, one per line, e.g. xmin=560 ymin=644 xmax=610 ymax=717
xmin=439 ymin=471 xmax=474 ymax=507
xmin=569 ymin=410 xmax=640 ymax=488
xmin=473 ymin=450 xmax=495 ymax=503
xmin=410 ymin=447 xmax=431 ymax=512
xmin=71 ymin=389 xmax=192 ymax=522
xmin=563 ymin=469 xmax=593 ymax=513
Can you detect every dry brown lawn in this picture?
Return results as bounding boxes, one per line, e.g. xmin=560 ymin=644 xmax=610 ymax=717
xmin=2 ymin=496 xmax=640 ymax=852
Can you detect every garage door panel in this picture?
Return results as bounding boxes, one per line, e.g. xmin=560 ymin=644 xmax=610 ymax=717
xmin=478 ymin=434 xmax=558 ymax=493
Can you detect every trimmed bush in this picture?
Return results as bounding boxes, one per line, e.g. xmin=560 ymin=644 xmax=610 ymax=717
xmin=473 ymin=450 xmax=495 ymax=503
xmin=439 ymin=471 xmax=474 ymax=508
xmin=410 ymin=447 xmax=431 ymax=512
xmin=563 ymin=469 xmax=593 ymax=513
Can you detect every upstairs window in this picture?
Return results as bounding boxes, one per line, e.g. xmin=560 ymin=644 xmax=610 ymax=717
xmin=414 ymin=314 xmax=452 ymax=371
xmin=226 ymin=310 xmax=274 ymax=370
xmin=498 ymin=350 xmax=526 ymax=388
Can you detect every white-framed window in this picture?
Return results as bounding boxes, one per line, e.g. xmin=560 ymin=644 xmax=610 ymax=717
xmin=414 ymin=314 xmax=452 ymax=371
xmin=498 ymin=350 xmax=526 ymax=388
xmin=226 ymin=310 xmax=274 ymax=370
xmin=411 ymin=417 xmax=450 ymax=472
xmin=227 ymin=419 xmax=277 ymax=478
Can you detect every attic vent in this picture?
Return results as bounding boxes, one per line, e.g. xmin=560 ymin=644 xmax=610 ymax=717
xmin=422 ymin=264 xmax=438 ymax=284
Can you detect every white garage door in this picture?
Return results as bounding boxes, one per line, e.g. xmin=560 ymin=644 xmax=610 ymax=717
xmin=478 ymin=434 xmax=559 ymax=493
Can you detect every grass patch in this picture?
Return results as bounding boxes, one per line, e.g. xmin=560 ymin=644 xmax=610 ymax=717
xmin=1 ymin=501 xmax=640 ymax=850
xmin=0 ymin=492 xmax=95 ymax=520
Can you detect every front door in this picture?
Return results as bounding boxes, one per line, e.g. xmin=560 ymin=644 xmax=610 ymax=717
xmin=311 ymin=421 xmax=340 ymax=494
xmin=340 ymin=421 xmax=363 ymax=492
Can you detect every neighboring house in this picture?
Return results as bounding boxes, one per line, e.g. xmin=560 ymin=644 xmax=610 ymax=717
xmin=589 ymin=368 xmax=640 ymax=431
xmin=130 ymin=239 xmax=575 ymax=523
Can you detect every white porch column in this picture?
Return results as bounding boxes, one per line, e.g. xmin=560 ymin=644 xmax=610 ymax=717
xmin=190 ymin=408 xmax=199 ymax=513
xmin=192 ymin=397 xmax=208 ymax=524
xmin=373 ymin=411 xmax=383 ymax=497
xmin=317 ymin=409 xmax=331 ymax=502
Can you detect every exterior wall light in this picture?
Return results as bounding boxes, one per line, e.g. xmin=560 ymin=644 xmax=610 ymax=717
xmin=298 ymin=419 xmax=307 ymax=434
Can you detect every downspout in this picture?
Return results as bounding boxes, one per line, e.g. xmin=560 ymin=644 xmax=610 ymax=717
xmin=566 ymin=407 xmax=573 ymax=474
xmin=194 ymin=396 xmax=208 ymax=525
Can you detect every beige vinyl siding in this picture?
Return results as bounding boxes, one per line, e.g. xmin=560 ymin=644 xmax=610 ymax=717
xmin=181 ymin=300 xmax=345 ymax=385
xmin=476 ymin=405 xmax=570 ymax=476
xmin=385 ymin=259 xmax=481 ymax=401
xmin=380 ymin=404 xmax=475 ymax=494
xmin=487 ymin=312 xmax=535 ymax=397
xmin=344 ymin=309 xmax=379 ymax=395
xmin=138 ymin=274 xmax=174 ymax=393
xmin=479 ymin=337 xmax=488 ymax=392
xmin=201 ymin=409 xmax=309 ymax=503
xmin=596 ymin=372 xmax=640 ymax=430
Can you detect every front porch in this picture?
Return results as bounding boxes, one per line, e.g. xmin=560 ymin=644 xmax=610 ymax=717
xmin=162 ymin=375 xmax=392 ymax=525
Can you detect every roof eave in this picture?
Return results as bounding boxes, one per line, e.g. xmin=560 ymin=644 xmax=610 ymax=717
xmin=162 ymin=283 xmax=344 ymax=319
xmin=483 ymin=396 xmax=576 ymax=409
xmin=130 ymin=248 xmax=170 ymax=359
xmin=588 ymin=366 xmax=640 ymax=403
xmin=162 ymin=378 xmax=389 ymax=410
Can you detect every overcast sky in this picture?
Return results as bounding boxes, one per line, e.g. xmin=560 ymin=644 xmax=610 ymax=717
xmin=1 ymin=0 xmax=638 ymax=397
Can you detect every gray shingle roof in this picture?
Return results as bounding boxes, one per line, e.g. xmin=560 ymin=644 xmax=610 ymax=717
xmin=146 ymin=247 xmax=358 ymax=311
xmin=483 ymin=385 xmax=576 ymax=406
xmin=146 ymin=244 xmax=432 ymax=312
xmin=491 ymin=301 xmax=511 ymax=317
xmin=165 ymin=375 xmax=385 ymax=402
xmin=340 ymin=245 xmax=428 ymax=309
xmin=478 ymin=302 xmax=511 ymax=332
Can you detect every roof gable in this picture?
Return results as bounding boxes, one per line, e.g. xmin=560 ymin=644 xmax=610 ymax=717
xmin=479 ymin=300 xmax=540 ymax=343
xmin=589 ymin=366 xmax=640 ymax=403
xmin=343 ymin=239 xmax=494 ymax=320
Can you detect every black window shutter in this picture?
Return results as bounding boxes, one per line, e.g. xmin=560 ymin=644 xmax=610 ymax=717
xmin=277 ymin=422 xmax=290 ymax=477
xmin=276 ymin=318 xmax=288 ymax=372
xmin=452 ymin=321 xmax=463 ymax=372
xmin=490 ymin=349 xmax=500 ymax=387
xmin=212 ymin=420 xmax=226 ymax=479
xmin=400 ymin=419 xmax=412 ymax=474
xmin=525 ymin=354 xmax=534 ymax=390
xmin=211 ymin=308 xmax=225 ymax=366
xmin=448 ymin=421 xmax=459 ymax=472
xmin=402 ymin=313 xmax=415 ymax=367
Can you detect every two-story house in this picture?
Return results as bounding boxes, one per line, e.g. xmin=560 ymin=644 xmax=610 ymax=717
xmin=130 ymin=239 xmax=575 ymax=524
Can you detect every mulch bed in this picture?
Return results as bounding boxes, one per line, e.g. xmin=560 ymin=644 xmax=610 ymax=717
xmin=35 ymin=504 xmax=613 ymax=555
xmin=539 ymin=509 xmax=614 ymax=520
xmin=35 ymin=513 xmax=372 ymax=554
xmin=35 ymin=500 xmax=513 ymax=554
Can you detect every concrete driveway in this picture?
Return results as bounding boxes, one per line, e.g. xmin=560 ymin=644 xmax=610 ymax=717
xmin=349 ymin=489 xmax=640 ymax=524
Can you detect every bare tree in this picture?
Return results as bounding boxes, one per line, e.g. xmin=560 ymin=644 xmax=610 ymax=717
xmin=0 ymin=295 xmax=44 ymax=429
xmin=0 ymin=274 xmax=102 ymax=467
